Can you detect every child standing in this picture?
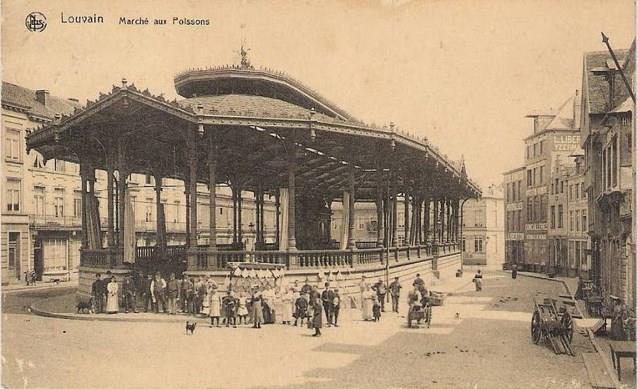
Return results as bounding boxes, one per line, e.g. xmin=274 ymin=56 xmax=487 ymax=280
xmin=332 ymin=289 xmax=341 ymax=327
xmin=209 ymin=288 xmax=222 ymax=327
xmin=372 ymin=294 xmax=381 ymax=322
xmin=294 ymin=291 xmax=309 ymax=327
xmin=222 ymin=290 xmax=237 ymax=328
xmin=236 ymin=291 xmax=249 ymax=325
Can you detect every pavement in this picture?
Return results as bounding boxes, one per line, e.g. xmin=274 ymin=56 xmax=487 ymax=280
xmin=1 ymin=279 xmax=77 ymax=294
xmin=1 ymin=270 xmax=603 ymax=388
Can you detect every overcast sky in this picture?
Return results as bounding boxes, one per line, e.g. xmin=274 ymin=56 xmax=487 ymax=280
xmin=2 ymin=0 xmax=635 ymax=189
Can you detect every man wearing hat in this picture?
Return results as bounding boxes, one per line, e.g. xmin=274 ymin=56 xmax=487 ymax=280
xmin=321 ymin=282 xmax=335 ymax=326
xmin=389 ymin=276 xmax=402 ymax=313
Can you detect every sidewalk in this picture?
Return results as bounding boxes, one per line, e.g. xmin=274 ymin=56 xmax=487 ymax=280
xmin=2 ymin=280 xmax=77 ymax=294
xmin=511 ymin=270 xmax=624 ymax=389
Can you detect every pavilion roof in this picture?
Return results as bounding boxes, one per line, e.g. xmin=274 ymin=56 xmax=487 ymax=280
xmin=25 ymin=79 xmax=481 ymax=199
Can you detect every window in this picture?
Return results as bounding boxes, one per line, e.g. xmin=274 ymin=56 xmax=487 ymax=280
xmin=569 ymin=211 xmax=574 ymax=232
xmin=527 ymin=170 xmax=532 ymax=186
xmin=6 ymin=179 xmax=21 ymax=212
xmin=145 ymin=198 xmax=153 ymax=222
xmin=582 ymin=211 xmax=587 ymax=232
xmin=73 ymin=194 xmax=82 ymax=218
xmin=560 ymin=180 xmax=564 ymax=194
xmin=517 ymin=181 xmax=521 ymax=201
xmin=219 ymin=207 xmax=223 ymax=215
xmin=539 ymin=195 xmax=546 ymax=222
xmin=506 ymin=183 xmax=511 ymax=202
xmin=557 ymin=205 xmax=563 ymax=228
xmin=527 ymin=145 xmax=531 ymax=159
xmin=539 ymin=166 xmax=544 ymax=185
xmin=539 ymin=140 xmax=544 ymax=155
xmin=574 ymin=184 xmax=580 ymax=199
xmin=462 ymin=238 xmax=466 ymax=252
xmin=54 ymin=189 xmax=64 ymax=217
xmin=550 ymin=206 xmax=556 ymax=229
xmin=475 ymin=238 xmax=483 ymax=253
xmin=575 ymin=210 xmax=580 ymax=232
xmin=533 ymin=143 xmax=538 ymax=157
xmin=145 ymin=174 xmax=153 ymax=185
xmin=527 ymin=197 xmax=533 ymax=222
xmin=34 ymin=187 xmax=45 ymax=216
xmin=5 ymin=129 xmax=21 ymax=161
xmin=174 ymin=201 xmax=181 ymax=223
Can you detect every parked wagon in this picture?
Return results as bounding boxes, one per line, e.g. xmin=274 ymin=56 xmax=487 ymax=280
xmin=530 ymin=296 xmax=575 ymax=356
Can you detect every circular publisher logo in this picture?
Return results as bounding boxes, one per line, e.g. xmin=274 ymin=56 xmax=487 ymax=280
xmin=25 ymin=12 xmax=47 ymax=32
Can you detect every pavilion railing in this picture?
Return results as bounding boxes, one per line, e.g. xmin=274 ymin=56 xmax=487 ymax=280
xmin=356 ymin=248 xmax=384 ymax=265
xmin=86 ymin=242 xmax=460 ymax=272
xmin=80 ymin=249 xmax=113 ymax=268
xmin=297 ymin=250 xmax=353 ymax=268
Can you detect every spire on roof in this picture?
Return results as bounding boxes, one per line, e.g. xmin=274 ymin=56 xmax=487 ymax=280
xmin=460 ymin=154 xmax=467 ymax=176
xmin=239 ymin=41 xmax=253 ymax=70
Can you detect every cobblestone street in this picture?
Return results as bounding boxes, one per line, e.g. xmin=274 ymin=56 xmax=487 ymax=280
xmin=2 ymin=272 xmax=596 ymax=388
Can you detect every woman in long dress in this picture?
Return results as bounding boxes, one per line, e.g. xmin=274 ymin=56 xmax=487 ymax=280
xmin=281 ymin=288 xmax=293 ymax=325
xmin=106 ymin=277 xmax=119 ymax=314
xmin=209 ymin=288 xmax=222 ymax=327
xmin=362 ymin=284 xmax=374 ymax=321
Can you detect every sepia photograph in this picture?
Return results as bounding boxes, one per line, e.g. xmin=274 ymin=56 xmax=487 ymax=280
xmin=1 ymin=1 xmax=636 ymax=388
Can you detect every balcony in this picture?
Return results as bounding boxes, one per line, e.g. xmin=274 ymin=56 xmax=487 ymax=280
xmin=29 ymin=214 xmax=81 ymax=230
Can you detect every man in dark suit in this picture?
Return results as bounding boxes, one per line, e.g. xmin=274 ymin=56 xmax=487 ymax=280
xmin=122 ymin=274 xmax=137 ymax=313
xmin=91 ymin=273 xmax=105 ymax=313
xmin=140 ymin=274 xmax=153 ymax=312
xmin=321 ymin=282 xmax=335 ymax=326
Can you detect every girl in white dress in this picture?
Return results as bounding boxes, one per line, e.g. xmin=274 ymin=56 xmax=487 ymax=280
xmin=236 ymin=291 xmax=249 ymax=325
xmin=209 ymin=288 xmax=222 ymax=327
xmin=281 ymin=288 xmax=294 ymax=324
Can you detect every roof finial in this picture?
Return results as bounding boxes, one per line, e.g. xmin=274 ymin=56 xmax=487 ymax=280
xmin=239 ymin=40 xmax=253 ymax=70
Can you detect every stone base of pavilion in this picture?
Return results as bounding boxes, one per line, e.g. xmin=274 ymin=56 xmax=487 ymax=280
xmin=77 ymin=248 xmax=462 ymax=306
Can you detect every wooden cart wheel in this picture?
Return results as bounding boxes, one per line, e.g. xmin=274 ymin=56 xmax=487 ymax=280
xmin=531 ymin=310 xmax=542 ymax=344
xmin=561 ymin=312 xmax=574 ymax=344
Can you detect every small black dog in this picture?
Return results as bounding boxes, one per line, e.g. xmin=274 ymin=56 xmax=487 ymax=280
xmin=76 ymin=298 xmax=94 ymax=314
xmin=373 ymin=302 xmax=381 ymax=322
xmin=185 ymin=321 xmax=197 ymax=335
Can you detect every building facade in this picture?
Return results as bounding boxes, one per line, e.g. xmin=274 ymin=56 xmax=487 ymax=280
xmin=1 ymin=82 xmax=277 ymax=285
xmin=580 ymin=42 xmax=635 ymax=307
xmin=503 ymin=167 xmax=526 ymax=266
xmin=2 ymin=83 xmax=81 ymax=284
xmin=462 ymin=185 xmax=504 ymax=267
xmin=522 ymin=94 xmax=582 ymax=272
xmin=566 ymin=155 xmax=590 ymax=278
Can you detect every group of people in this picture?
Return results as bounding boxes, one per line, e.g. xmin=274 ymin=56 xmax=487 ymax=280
xmin=90 ymin=271 xmax=122 ymax=314
xmin=358 ymin=275 xmax=403 ymax=321
xmin=89 ymin=272 xmax=339 ymax=336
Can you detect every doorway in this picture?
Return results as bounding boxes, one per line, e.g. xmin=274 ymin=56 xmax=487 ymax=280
xmin=8 ymin=232 xmax=21 ymax=280
xmin=34 ymin=238 xmax=43 ymax=281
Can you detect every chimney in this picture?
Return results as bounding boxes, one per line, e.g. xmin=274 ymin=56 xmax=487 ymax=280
xmin=35 ymin=89 xmax=49 ymax=106
xmin=573 ymin=89 xmax=581 ymax=130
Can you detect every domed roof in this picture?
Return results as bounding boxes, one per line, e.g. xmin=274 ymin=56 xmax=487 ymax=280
xmin=174 ymin=66 xmax=356 ymax=121
xmin=179 ymin=94 xmax=343 ymax=122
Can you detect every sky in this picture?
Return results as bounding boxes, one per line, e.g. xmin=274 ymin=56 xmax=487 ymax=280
xmin=2 ymin=0 xmax=635 ymax=190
